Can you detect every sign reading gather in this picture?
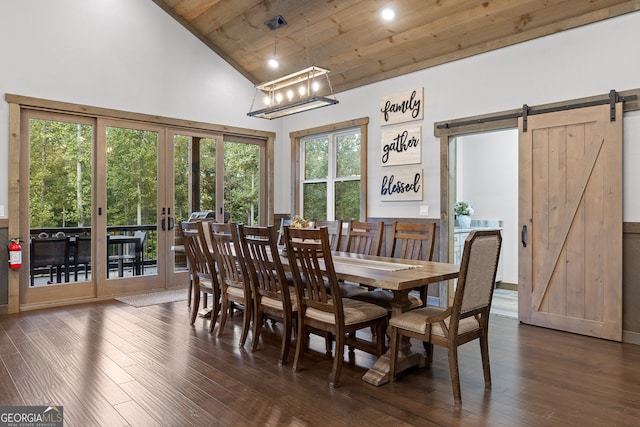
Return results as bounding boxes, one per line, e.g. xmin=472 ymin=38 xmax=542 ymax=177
xmin=379 ymin=88 xmax=423 ymax=125
xmin=381 ymin=125 xmax=421 ymax=166
xmin=380 ymin=167 xmax=423 ymax=201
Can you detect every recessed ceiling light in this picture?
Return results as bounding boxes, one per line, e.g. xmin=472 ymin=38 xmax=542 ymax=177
xmin=381 ymin=8 xmax=395 ymax=21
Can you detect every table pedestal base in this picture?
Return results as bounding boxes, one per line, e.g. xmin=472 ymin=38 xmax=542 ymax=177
xmin=362 ymin=337 xmax=426 ymax=386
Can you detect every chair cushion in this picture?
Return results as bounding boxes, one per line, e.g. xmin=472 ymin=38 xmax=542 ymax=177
xmin=261 ymin=290 xmax=298 ymax=311
xmin=305 ymin=298 xmax=387 ymax=326
xmin=389 ymin=306 xmax=480 ymax=336
xmin=195 ymin=275 xmax=214 ymax=290
xmin=338 ymin=282 xmax=369 ymax=298
xmin=227 ymin=286 xmax=245 ymax=298
xmin=350 ymin=289 xmax=422 ymax=310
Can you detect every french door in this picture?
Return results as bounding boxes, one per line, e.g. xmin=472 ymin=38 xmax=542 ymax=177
xmin=10 ymin=95 xmax=273 ymax=312
xmin=96 ymin=119 xmax=173 ymax=296
xmin=167 ymin=131 xmax=263 ymax=282
xmin=22 ymin=111 xmax=97 ymax=305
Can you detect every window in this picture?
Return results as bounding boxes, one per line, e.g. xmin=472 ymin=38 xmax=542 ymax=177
xmin=291 ymin=118 xmax=368 ymax=221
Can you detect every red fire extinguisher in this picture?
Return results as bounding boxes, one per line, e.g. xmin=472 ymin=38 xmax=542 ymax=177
xmin=8 ymin=238 xmax=22 ymax=269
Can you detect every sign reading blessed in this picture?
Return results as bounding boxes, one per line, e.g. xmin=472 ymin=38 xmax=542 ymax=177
xmin=380 ymin=167 xmax=423 ymax=201
xmin=381 ymin=125 xmax=421 ymax=166
xmin=379 ymin=88 xmax=423 ymax=125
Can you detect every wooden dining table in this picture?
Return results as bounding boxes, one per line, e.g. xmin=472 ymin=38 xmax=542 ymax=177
xmin=178 ymin=235 xmax=460 ymax=385
xmin=280 ymin=250 xmax=460 ymax=386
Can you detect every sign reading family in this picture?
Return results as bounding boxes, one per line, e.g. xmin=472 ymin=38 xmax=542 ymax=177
xmin=379 ymin=88 xmax=423 ymax=125
xmin=381 ymin=125 xmax=421 ymax=166
xmin=380 ymin=167 xmax=423 ymax=201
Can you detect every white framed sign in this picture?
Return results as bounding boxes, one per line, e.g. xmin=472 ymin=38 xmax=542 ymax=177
xmin=380 ymin=167 xmax=423 ymax=201
xmin=379 ymin=88 xmax=423 ymax=125
xmin=381 ymin=125 xmax=421 ymax=166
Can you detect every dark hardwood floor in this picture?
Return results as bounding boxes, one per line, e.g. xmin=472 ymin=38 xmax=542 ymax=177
xmin=1 ymin=296 xmax=640 ymax=426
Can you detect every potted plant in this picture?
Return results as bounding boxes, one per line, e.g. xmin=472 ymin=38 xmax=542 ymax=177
xmin=291 ymin=215 xmax=310 ymax=229
xmin=454 ymin=201 xmax=474 ymax=228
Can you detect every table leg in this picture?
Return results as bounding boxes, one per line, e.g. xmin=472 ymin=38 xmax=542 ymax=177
xmin=362 ymin=289 xmax=426 ymax=386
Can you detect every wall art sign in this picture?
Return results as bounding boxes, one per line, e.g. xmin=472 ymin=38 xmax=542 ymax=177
xmin=381 ymin=125 xmax=421 ymax=166
xmin=380 ymin=167 xmax=423 ymax=201
xmin=379 ymin=88 xmax=423 ymax=125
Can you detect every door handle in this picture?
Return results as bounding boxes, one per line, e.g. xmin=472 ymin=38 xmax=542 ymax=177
xmin=521 ymin=225 xmax=527 ymax=248
xmin=161 ymin=218 xmax=166 ymax=231
xmin=168 ymin=217 xmax=174 ymax=231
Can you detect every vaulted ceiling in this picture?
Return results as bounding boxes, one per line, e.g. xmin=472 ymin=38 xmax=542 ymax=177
xmin=153 ymin=0 xmax=640 ymax=94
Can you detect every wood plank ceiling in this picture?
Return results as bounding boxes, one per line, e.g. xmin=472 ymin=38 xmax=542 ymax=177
xmin=153 ymin=0 xmax=640 ymax=94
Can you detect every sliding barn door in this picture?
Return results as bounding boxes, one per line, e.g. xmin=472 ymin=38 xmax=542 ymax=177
xmin=518 ymin=103 xmax=622 ymax=341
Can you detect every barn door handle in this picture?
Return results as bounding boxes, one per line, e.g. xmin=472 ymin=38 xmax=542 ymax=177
xmin=521 ymin=225 xmax=527 ymax=248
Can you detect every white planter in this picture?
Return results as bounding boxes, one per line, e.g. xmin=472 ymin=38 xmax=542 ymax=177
xmin=457 ymin=215 xmax=471 ymax=228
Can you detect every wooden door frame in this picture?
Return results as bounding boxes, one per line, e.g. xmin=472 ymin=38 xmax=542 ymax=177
xmin=434 ymin=88 xmax=640 ymax=307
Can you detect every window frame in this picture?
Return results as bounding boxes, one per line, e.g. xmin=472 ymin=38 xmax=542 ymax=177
xmin=290 ymin=117 xmax=369 ymax=221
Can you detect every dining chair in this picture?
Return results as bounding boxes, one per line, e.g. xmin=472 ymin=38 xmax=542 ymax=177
xmin=106 ymin=231 xmax=146 ymax=278
xmin=313 ymin=219 xmax=343 ymax=251
xmin=338 ymin=220 xmax=385 ymax=298
xmin=393 ymin=221 xmax=436 ymax=305
xmin=345 ymin=220 xmax=384 ymax=256
xmin=352 ymin=221 xmax=435 ymax=308
xmin=388 ymin=229 xmax=502 ymax=405
xmin=209 ymin=222 xmax=253 ymax=346
xmin=238 ymin=224 xmax=297 ymax=364
xmin=180 ymin=221 xmax=202 ymax=307
xmin=181 ymin=226 xmax=221 ymax=333
xmin=73 ymin=235 xmax=92 ymax=281
xmin=276 ymin=217 xmax=293 ymax=247
xmin=133 ymin=230 xmax=147 ymax=275
xmin=284 ymin=226 xmax=388 ymax=388
xmin=30 ymin=236 xmax=71 ymax=286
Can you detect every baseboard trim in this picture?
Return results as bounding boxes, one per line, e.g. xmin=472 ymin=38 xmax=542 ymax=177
xmin=496 ymin=281 xmax=517 ymax=291
xmin=623 ymin=330 xmax=640 ymax=345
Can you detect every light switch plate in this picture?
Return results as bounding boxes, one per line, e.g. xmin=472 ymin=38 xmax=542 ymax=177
xmin=419 ymin=205 xmax=429 ymax=216
xmin=0 ymin=205 xmax=4 ymax=217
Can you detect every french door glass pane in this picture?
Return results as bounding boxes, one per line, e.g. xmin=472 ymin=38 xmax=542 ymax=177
xmin=335 ymin=181 xmax=360 ymax=221
xmin=303 ymin=182 xmax=327 ymax=221
xmin=172 ymin=135 xmax=217 ymax=222
xmin=29 ymin=119 xmax=93 ymax=286
xmin=173 ymin=135 xmax=190 ymax=224
xmin=106 ymin=126 xmax=158 ymax=279
xmin=173 ymin=135 xmax=217 ymax=272
xmin=224 ymin=141 xmax=259 ymax=225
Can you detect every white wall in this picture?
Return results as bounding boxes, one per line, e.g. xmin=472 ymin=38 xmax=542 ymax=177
xmin=1 ymin=2 xmax=639 ymax=227
xmin=278 ymin=11 xmax=640 ymax=223
xmin=457 ymin=130 xmax=519 ymax=284
xmin=0 ymin=0 xmax=278 ymax=212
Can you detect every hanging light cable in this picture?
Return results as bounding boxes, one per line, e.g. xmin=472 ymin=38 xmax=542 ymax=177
xmin=248 ymin=12 xmax=338 ymax=119
xmin=268 ymin=31 xmax=279 ymax=69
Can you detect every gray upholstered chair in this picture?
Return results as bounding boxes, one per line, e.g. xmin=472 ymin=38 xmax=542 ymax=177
xmin=388 ymin=229 xmax=502 ymax=405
